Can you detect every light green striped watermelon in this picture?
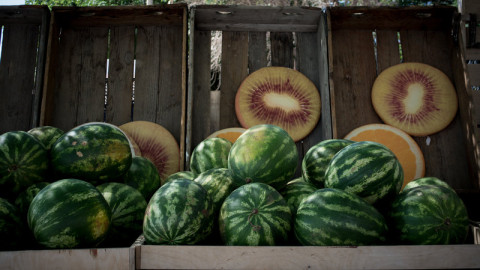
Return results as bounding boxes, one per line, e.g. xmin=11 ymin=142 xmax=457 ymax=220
xmin=403 ymin=176 xmax=453 ymax=192
xmin=0 ymin=197 xmax=27 ymax=250
xmin=301 ymin=139 xmax=354 ymax=188
xmin=15 ymin=182 xmax=49 ymax=216
xmin=219 ymin=182 xmax=292 ymax=246
xmin=122 ymin=156 xmax=161 ymax=201
xmin=324 ymin=141 xmax=403 ymax=204
xmin=228 ymin=124 xmax=298 ymax=190
xmin=0 ymin=131 xmax=49 ymax=200
xmin=97 ymin=182 xmax=147 ymax=247
xmin=27 ymin=179 xmax=111 ymax=249
xmin=388 ymin=184 xmax=469 ymax=245
xmin=143 ymin=179 xmax=214 ymax=245
xmin=190 ymin=137 xmax=232 ymax=175
xmin=164 ymin=170 xmax=195 ymax=183
xmin=295 ymin=188 xmax=388 ymax=246
xmin=194 ymin=168 xmax=239 ymax=213
xmin=279 ymin=178 xmax=317 ymax=215
xmin=27 ymin=126 xmax=64 ymax=150
xmin=50 ymin=122 xmax=132 ymax=183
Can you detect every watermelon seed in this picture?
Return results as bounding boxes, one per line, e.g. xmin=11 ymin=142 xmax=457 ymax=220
xmin=248 ymin=209 xmax=262 ymax=232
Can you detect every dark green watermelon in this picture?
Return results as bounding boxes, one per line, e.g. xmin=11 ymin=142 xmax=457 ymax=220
xmin=0 ymin=197 xmax=27 ymax=250
xmin=27 ymin=126 xmax=64 ymax=150
xmin=122 ymin=156 xmax=161 ymax=201
xmin=15 ymin=182 xmax=49 ymax=216
xmin=164 ymin=171 xmax=195 ymax=183
xmin=190 ymin=137 xmax=232 ymax=175
xmin=279 ymin=178 xmax=317 ymax=215
xmin=0 ymin=131 xmax=49 ymax=200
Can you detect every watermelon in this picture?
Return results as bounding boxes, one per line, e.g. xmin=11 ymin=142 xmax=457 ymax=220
xmin=97 ymin=182 xmax=147 ymax=247
xmin=27 ymin=179 xmax=111 ymax=249
xmin=388 ymin=184 xmax=469 ymax=245
xmin=279 ymin=178 xmax=317 ymax=215
xmin=0 ymin=131 xmax=49 ymax=200
xmin=294 ymin=188 xmax=388 ymax=246
xmin=0 ymin=197 xmax=27 ymax=250
xmin=164 ymin=170 xmax=195 ymax=183
xmin=15 ymin=182 xmax=50 ymax=216
xmin=324 ymin=141 xmax=404 ymax=204
xmin=50 ymin=122 xmax=132 ymax=183
xmin=194 ymin=168 xmax=239 ymax=213
xmin=143 ymin=179 xmax=214 ymax=245
xmin=190 ymin=137 xmax=232 ymax=175
xmin=219 ymin=182 xmax=292 ymax=246
xmin=403 ymin=176 xmax=453 ymax=192
xmin=27 ymin=126 xmax=64 ymax=150
xmin=301 ymin=139 xmax=354 ymax=188
xmin=122 ymin=156 xmax=161 ymax=201
xmin=228 ymin=124 xmax=298 ymax=190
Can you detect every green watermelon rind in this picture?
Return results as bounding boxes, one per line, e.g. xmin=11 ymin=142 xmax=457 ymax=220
xmin=27 ymin=126 xmax=65 ymax=150
xmin=122 ymin=156 xmax=161 ymax=201
xmin=194 ymin=168 xmax=239 ymax=214
xmin=190 ymin=138 xmax=232 ymax=175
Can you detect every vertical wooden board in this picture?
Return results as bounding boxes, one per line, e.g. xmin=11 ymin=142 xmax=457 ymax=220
xmin=134 ymin=25 xmax=160 ymax=124
xmin=330 ymin=29 xmax=380 ymax=139
xmin=191 ymin=30 xmax=212 ymax=149
xmin=375 ymin=30 xmax=401 ymax=73
xmin=248 ymin=31 xmax=267 ymax=73
xmin=50 ymin=27 xmax=108 ymax=131
xmin=400 ymin=30 xmax=472 ymax=189
xmin=0 ymin=24 xmax=39 ymax=133
xmin=219 ymin=31 xmax=248 ymax=129
xmin=105 ymin=26 xmax=135 ymax=126
xmin=270 ymin=32 xmax=294 ymax=68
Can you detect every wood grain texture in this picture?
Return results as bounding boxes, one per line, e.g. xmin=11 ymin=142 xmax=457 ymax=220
xmin=248 ymin=31 xmax=267 ymax=73
xmin=270 ymin=32 xmax=294 ymax=68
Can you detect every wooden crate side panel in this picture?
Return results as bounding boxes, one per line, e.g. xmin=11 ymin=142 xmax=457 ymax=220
xmin=248 ymin=31 xmax=268 ymax=73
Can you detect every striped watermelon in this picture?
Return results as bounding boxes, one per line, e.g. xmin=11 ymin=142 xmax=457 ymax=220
xmin=50 ymin=122 xmax=132 ymax=183
xmin=190 ymin=138 xmax=232 ymax=175
xmin=164 ymin=170 xmax=195 ymax=183
xmin=0 ymin=197 xmax=27 ymax=250
xmin=228 ymin=124 xmax=298 ymax=190
xmin=388 ymin=184 xmax=469 ymax=245
xmin=27 ymin=179 xmax=111 ymax=249
xmin=143 ymin=179 xmax=214 ymax=245
xmin=324 ymin=141 xmax=403 ymax=204
xmin=219 ymin=182 xmax=292 ymax=246
xmin=27 ymin=126 xmax=64 ymax=150
xmin=194 ymin=168 xmax=239 ymax=213
xmin=279 ymin=178 xmax=317 ymax=215
xmin=295 ymin=188 xmax=388 ymax=246
xmin=15 ymin=182 xmax=49 ymax=216
xmin=0 ymin=131 xmax=49 ymax=200
xmin=403 ymin=176 xmax=453 ymax=192
xmin=97 ymin=182 xmax=147 ymax=247
xmin=301 ymin=139 xmax=354 ymax=188
xmin=122 ymin=156 xmax=161 ymax=201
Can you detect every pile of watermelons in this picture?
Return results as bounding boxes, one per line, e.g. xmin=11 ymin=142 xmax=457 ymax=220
xmin=0 ymin=122 xmax=472 ymax=250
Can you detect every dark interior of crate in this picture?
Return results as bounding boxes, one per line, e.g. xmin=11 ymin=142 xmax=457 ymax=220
xmin=41 ymin=5 xmax=186 ymax=149
xmin=188 ymin=6 xmax=330 ymax=171
xmin=328 ymin=7 xmax=480 ymax=196
xmin=0 ymin=6 xmax=49 ymax=134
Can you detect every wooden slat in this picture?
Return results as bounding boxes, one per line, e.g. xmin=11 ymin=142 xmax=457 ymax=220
xmin=375 ymin=30 xmax=401 ymax=73
xmin=462 ymin=0 xmax=480 ymax=15
xmin=248 ymin=32 xmax=267 ymax=73
xmin=0 ymin=23 xmax=38 ymax=133
xmin=270 ymin=32 xmax=294 ymax=68
xmin=0 ymin=5 xmax=47 ymax=24
xmin=219 ymin=31 xmax=248 ymax=129
xmin=105 ymin=26 xmax=135 ymax=126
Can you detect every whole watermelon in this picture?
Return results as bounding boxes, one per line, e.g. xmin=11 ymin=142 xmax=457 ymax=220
xmin=15 ymin=182 xmax=50 ymax=216
xmin=50 ymin=122 xmax=132 ymax=182
xmin=219 ymin=182 xmax=292 ymax=246
xmin=324 ymin=141 xmax=403 ymax=204
xmin=27 ymin=126 xmax=64 ymax=150
xmin=279 ymin=178 xmax=317 ymax=215
xmin=143 ymin=179 xmax=214 ymax=245
xmin=0 ymin=197 xmax=27 ymax=250
xmin=122 ymin=156 xmax=161 ymax=201
xmin=295 ymin=188 xmax=388 ymax=246
xmin=97 ymin=182 xmax=147 ymax=247
xmin=228 ymin=124 xmax=298 ymax=190
xmin=194 ymin=168 xmax=239 ymax=213
xmin=190 ymin=138 xmax=232 ymax=175
xmin=27 ymin=179 xmax=111 ymax=249
xmin=402 ymin=176 xmax=453 ymax=192
xmin=0 ymin=131 xmax=49 ymax=200
xmin=388 ymin=184 xmax=469 ymax=245
xmin=301 ymin=139 xmax=354 ymax=188
xmin=164 ymin=170 xmax=195 ymax=183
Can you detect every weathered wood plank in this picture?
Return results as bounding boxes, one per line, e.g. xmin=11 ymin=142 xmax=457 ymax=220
xmin=0 ymin=23 xmax=38 ymax=133
xmin=270 ymin=32 xmax=294 ymax=68
xmin=375 ymin=30 xmax=401 ymax=73
xmin=248 ymin=31 xmax=267 ymax=73
xmin=105 ymin=26 xmax=135 ymax=126
xmin=219 ymin=31 xmax=248 ymax=129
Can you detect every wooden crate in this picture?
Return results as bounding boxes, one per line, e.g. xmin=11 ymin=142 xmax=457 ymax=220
xmin=0 ymin=5 xmax=50 ymax=134
xmin=40 ymin=4 xmax=188 ymax=167
xmin=185 ymin=5 xmax=330 ymax=169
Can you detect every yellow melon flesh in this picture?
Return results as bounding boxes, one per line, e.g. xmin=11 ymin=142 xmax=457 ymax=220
xmin=371 ymin=62 xmax=458 ymax=136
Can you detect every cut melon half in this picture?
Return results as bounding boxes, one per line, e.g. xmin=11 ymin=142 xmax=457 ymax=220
xmin=235 ymin=66 xmax=321 ymax=142
xmin=206 ymin=127 xmax=246 ymax=144
xmin=371 ymin=62 xmax=458 ymax=136
xmin=344 ymin=123 xmax=425 ymax=190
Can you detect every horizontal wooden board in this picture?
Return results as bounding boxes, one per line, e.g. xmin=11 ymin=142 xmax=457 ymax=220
xmin=137 ymin=244 xmax=480 ymax=270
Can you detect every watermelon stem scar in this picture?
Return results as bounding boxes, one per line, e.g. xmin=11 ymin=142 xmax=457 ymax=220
xmin=248 ymin=208 xmax=262 ymax=231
